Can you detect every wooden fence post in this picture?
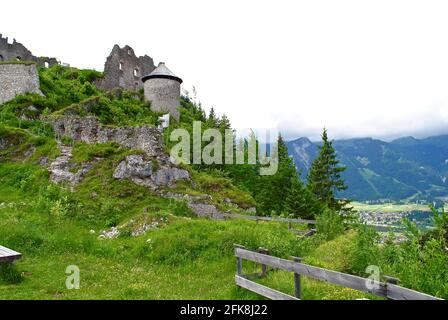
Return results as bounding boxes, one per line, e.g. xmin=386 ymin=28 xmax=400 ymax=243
xmin=383 ymin=275 xmax=400 ymax=299
xmin=257 ymin=247 xmax=269 ymax=277
xmin=384 ymin=276 xmax=400 ymax=285
xmin=234 ymin=244 xmax=245 ymax=276
xmin=290 ymin=256 xmax=302 ymax=299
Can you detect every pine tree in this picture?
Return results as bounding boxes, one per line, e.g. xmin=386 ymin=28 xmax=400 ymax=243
xmin=256 ymin=134 xmax=298 ymax=215
xmin=218 ymin=114 xmax=232 ymax=131
xmin=307 ymin=128 xmax=351 ymax=214
xmin=285 ymin=176 xmax=319 ymax=219
xmin=207 ymin=107 xmax=218 ymax=127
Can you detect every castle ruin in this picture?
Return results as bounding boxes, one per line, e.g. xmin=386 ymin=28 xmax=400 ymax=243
xmin=96 ymin=45 xmax=183 ymax=121
xmin=95 ymin=45 xmax=156 ymax=91
xmin=0 ymin=35 xmax=184 ymax=121
xmin=0 ymin=34 xmax=58 ymax=67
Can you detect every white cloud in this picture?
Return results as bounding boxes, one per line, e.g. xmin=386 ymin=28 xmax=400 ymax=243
xmin=2 ymin=0 xmax=448 ymax=140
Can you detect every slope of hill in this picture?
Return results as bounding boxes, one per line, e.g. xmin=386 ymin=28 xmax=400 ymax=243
xmin=1 ymin=64 xmax=447 ymax=300
xmin=287 ymin=136 xmax=448 ymax=202
xmin=0 ymin=64 xmax=378 ymax=300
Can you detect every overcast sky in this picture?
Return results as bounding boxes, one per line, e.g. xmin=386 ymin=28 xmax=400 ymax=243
xmin=2 ymin=0 xmax=448 ymax=141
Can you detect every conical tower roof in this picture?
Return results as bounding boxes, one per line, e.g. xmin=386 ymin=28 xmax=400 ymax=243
xmin=142 ymin=62 xmax=182 ymax=84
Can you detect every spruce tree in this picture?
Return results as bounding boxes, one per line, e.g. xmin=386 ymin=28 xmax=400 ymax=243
xmin=218 ymin=114 xmax=232 ymax=131
xmin=307 ymin=128 xmax=351 ymax=214
xmin=285 ymin=176 xmax=319 ymax=219
xmin=256 ymin=134 xmax=298 ymax=215
xmin=207 ymin=107 xmax=218 ymax=127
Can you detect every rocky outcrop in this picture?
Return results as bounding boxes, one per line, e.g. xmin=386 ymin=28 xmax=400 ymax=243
xmin=160 ymin=192 xmax=227 ymax=220
xmin=113 ymin=154 xmax=189 ymax=189
xmin=187 ymin=203 xmax=226 ymax=220
xmin=47 ymin=116 xmax=249 ymax=219
xmin=49 ymin=143 xmax=94 ymax=188
xmin=48 ymin=116 xmax=191 ymax=189
xmin=49 ymin=116 xmax=164 ymax=158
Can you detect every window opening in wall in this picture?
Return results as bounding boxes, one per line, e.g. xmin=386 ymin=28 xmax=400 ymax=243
xmin=119 ymin=61 xmax=124 ymax=70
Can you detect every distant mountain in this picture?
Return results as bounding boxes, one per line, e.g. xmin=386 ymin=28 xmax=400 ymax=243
xmin=286 ymin=135 xmax=448 ymax=202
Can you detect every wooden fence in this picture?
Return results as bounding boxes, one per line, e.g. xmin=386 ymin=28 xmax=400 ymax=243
xmin=223 ymin=213 xmax=317 ymax=238
xmin=223 ymin=213 xmax=316 ymax=225
xmin=234 ymin=245 xmax=442 ymax=300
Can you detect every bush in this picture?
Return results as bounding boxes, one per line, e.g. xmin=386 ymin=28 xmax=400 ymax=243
xmin=316 ymin=208 xmax=345 ymax=241
xmin=349 ymin=224 xmax=381 ymax=275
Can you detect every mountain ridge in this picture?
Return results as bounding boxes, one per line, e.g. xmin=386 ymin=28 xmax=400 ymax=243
xmin=286 ymin=134 xmax=448 ymax=202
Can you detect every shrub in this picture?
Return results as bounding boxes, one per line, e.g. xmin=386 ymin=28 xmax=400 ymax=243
xmin=349 ymin=224 xmax=381 ymax=275
xmin=316 ymin=208 xmax=345 ymax=241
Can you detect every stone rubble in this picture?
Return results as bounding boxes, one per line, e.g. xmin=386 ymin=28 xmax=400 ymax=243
xmin=48 ymin=143 xmax=94 ymax=188
xmin=113 ymin=154 xmax=190 ymax=189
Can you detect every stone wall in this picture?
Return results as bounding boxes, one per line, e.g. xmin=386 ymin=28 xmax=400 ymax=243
xmin=95 ymin=45 xmax=156 ymax=91
xmin=49 ymin=116 xmax=165 ymax=158
xmin=0 ymin=63 xmax=43 ymax=104
xmin=0 ymin=34 xmax=58 ymax=67
xmin=143 ymin=78 xmax=181 ymax=120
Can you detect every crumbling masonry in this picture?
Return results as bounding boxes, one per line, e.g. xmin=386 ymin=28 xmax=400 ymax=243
xmin=0 ymin=34 xmax=58 ymax=67
xmin=94 ymin=45 xmax=156 ymax=91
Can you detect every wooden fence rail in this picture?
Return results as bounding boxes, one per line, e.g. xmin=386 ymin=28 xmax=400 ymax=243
xmin=223 ymin=213 xmax=316 ymax=225
xmin=234 ymin=245 xmax=442 ymax=300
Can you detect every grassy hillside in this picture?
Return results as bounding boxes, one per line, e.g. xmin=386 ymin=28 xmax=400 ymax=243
xmin=0 ymin=153 xmax=371 ymax=299
xmin=1 ymin=65 xmax=447 ymax=300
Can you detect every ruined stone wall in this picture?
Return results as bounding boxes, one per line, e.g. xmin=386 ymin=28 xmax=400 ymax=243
xmin=0 ymin=63 xmax=43 ymax=104
xmin=0 ymin=34 xmax=58 ymax=67
xmin=48 ymin=115 xmax=192 ymax=191
xmin=49 ymin=116 xmax=165 ymax=158
xmin=95 ymin=45 xmax=156 ymax=91
xmin=143 ymin=78 xmax=181 ymax=120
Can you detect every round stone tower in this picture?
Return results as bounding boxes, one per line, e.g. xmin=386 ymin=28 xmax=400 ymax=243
xmin=142 ymin=62 xmax=183 ymax=121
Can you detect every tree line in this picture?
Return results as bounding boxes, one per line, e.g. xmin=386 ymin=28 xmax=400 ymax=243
xmin=170 ymin=95 xmax=353 ymax=220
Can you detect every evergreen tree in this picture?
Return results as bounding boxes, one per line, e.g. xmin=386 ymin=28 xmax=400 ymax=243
xmin=307 ymin=128 xmax=351 ymax=214
xmin=285 ymin=175 xmax=319 ymax=219
xmin=218 ymin=114 xmax=232 ymax=131
xmin=207 ymin=107 xmax=218 ymax=127
xmin=256 ymin=134 xmax=298 ymax=215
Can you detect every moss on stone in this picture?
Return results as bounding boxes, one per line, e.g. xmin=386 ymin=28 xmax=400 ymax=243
xmin=0 ymin=60 xmax=36 ymax=65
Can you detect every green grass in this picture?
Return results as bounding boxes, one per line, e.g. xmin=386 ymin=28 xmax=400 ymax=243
xmin=1 ymin=63 xmax=446 ymax=300
xmin=0 ymin=156 xmax=374 ymax=299
xmin=0 ymin=211 xmax=371 ymax=299
xmin=0 ymin=161 xmax=445 ymax=299
xmin=0 ymin=61 xmax=36 ymax=65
